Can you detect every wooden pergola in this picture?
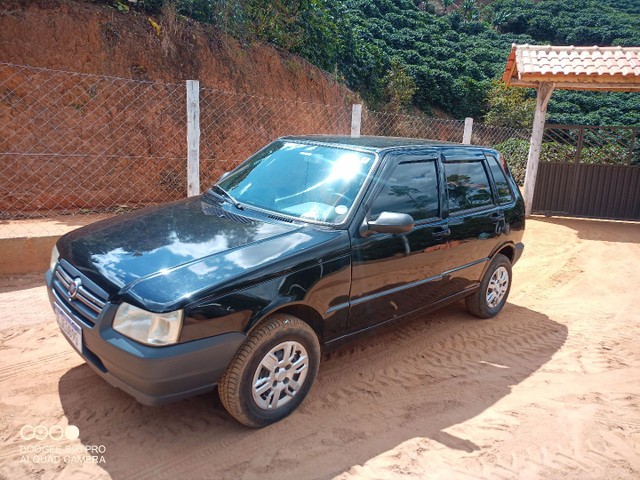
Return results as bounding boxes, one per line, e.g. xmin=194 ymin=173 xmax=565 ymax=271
xmin=502 ymin=44 xmax=640 ymax=216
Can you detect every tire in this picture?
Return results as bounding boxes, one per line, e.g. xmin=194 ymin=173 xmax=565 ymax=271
xmin=465 ymin=253 xmax=512 ymax=319
xmin=217 ymin=314 xmax=320 ymax=428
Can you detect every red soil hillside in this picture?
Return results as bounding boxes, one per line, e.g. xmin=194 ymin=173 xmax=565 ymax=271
xmin=0 ymin=0 xmax=357 ymax=215
xmin=0 ymin=0 xmax=355 ymax=103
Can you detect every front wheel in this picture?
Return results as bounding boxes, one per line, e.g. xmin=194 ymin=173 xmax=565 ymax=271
xmin=465 ymin=253 xmax=512 ymax=319
xmin=217 ymin=314 xmax=320 ymax=428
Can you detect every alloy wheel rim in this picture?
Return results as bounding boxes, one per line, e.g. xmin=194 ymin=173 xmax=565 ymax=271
xmin=486 ymin=266 xmax=509 ymax=309
xmin=251 ymin=341 xmax=309 ymax=411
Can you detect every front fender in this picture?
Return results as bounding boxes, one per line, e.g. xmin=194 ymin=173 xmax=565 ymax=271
xmin=179 ymin=253 xmax=351 ymax=344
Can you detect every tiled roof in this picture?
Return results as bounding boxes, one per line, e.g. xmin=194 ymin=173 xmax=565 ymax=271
xmin=503 ymin=44 xmax=640 ymax=91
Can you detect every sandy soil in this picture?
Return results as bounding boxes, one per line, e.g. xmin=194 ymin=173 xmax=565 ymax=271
xmin=0 ymin=217 xmax=639 ymax=480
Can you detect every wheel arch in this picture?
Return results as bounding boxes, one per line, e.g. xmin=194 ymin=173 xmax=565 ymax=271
xmin=246 ymin=303 xmax=325 ymax=345
xmin=476 ymin=242 xmax=515 ymax=282
xmin=495 ymin=243 xmax=515 ymax=263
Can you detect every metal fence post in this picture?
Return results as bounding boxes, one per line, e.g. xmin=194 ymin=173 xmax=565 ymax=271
xmin=186 ymin=80 xmax=200 ymax=197
xmin=351 ymin=104 xmax=362 ymax=138
xmin=462 ymin=117 xmax=473 ymax=144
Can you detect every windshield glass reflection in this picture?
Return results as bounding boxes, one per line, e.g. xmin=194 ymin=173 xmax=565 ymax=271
xmin=218 ymin=141 xmax=376 ymax=224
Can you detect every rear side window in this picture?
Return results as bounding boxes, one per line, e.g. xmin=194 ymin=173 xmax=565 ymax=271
xmin=370 ymin=160 xmax=439 ymax=221
xmin=486 ymin=155 xmax=514 ymax=204
xmin=444 ymin=161 xmax=494 ymax=213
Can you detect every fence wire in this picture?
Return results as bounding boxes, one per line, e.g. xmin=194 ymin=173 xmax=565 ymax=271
xmin=0 ymin=62 xmax=186 ymax=237
xmin=361 ymin=109 xmax=466 ymax=142
xmin=471 ymin=123 xmax=530 ymax=148
xmin=199 ymin=89 xmax=351 ymax=187
xmin=1 ymin=61 xmax=542 ymax=242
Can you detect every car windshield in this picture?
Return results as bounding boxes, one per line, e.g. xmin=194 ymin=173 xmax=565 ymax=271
xmin=217 ymin=140 xmax=377 ymax=224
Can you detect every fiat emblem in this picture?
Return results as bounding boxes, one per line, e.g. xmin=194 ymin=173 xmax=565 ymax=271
xmin=68 ymin=278 xmax=81 ymax=299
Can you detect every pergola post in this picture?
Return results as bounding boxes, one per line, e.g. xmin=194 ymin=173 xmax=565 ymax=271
xmin=523 ymin=81 xmax=555 ymax=217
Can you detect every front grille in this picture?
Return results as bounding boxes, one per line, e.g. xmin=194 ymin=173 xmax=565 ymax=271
xmin=52 ymin=262 xmax=108 ymax=327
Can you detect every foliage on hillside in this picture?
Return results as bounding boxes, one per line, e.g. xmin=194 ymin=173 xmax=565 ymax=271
xmin=487 ymin=0 xmax=640 ymax=46
xmin=484 ymin=79 xmax=535 ymax=128
xmin=103 ymin=0 xmax=639 ymax=126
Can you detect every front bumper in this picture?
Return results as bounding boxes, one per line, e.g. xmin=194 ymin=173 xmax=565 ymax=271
xmin=46 ymin=269 xmax=246 ymax=406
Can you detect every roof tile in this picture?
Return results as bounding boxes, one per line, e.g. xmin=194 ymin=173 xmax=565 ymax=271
xmin=504 ymin=44 xmax=640 ymax=88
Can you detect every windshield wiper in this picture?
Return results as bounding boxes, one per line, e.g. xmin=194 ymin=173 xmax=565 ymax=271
xmin=209 ymin=185 xmax=244 ymax=210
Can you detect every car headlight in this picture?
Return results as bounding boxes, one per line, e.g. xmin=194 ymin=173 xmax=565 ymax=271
xmin=113 ymin=303 xmax=183 ymax=346
xmin=50 ymin=245 xmax=60 ymax=272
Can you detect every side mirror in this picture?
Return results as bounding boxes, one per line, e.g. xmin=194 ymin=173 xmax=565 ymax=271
xmin=360 ymin=211 xmax=414 ymax=237
xmin=218 ymin=171 xmax=230 ymax=182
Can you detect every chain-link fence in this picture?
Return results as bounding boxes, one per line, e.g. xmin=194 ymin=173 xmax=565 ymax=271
xmin=199 ymin=89 xmax=351 ymax=188
xmin=1 ymin=61 xmax=535 ymax=241
xmin=471 ymin=123 xmax=531 ymax=185
xmin=359 ymin=109 xmax=530 ymax=184
xmin=0 ymin=62 xmax=353 ymax=238
xmin=361 ymin=109 xmax=466 ymax=142
xmin=471 ymin=123 xmax=530 ymax=148
xmin=0 ymin=62 xmax=187 ymax=238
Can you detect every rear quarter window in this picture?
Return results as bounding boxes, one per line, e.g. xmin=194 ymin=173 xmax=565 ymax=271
xmin=444 ymin=161 xmax=494 ymax=213
xmin=486 ymin=155 xmax=514 ymax=205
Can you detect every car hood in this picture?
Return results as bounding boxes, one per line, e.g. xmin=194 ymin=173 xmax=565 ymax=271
xmin=58 ymin=197 xmax=340 ymax=310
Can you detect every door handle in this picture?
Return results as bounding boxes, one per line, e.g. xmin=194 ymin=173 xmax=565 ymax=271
xmin=491 ymin=212 xmax=505 ymax=223
xmin=432 ymin=226 xmax=450 ymax=239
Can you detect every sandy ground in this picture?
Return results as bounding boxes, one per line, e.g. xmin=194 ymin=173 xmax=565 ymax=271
xmin=0 ymin=216 xmax=639 ymax=480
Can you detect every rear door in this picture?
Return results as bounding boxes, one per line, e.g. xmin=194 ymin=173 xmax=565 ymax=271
xmin=348 ymin=150 xmax=450 ymax=332
xmin=440 ymin=148 xmax=503 ymax=294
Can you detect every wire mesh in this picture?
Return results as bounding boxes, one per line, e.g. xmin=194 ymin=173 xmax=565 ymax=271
xmin=199 ymin=88 xmax=351 ymax=188
xmin=361 ymin=109 xmax=466 ymax=142
xmin=471 ymin=123 xmax=530 ymax=149
xmin=0 ymin=62 xmax=186 ymax=238
xmin=7 ymin=61 xmax=596 ymax=243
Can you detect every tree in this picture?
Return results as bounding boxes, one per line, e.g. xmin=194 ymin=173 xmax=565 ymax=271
xmin=484 ymin=79 xmax=535 ymax=128
xmin=460 ymin=0 xmax=479 ymax=22
xmin=382 ymin=57 xmax=417 ymax=111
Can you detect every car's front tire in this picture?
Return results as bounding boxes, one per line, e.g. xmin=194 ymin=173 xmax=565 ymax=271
xmin=218 ymin=314 xmax=320 ymax=427
xmin=466 ymin=253 xmax=512 ymax=319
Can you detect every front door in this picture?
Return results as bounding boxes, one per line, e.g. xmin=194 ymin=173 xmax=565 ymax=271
xmin=348 ymin=152 xmax=450 ymax=332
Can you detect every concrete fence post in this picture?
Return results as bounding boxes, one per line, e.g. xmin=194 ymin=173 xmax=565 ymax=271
xmin=462 ymin=117 xmax=473 ymax=144
xmin=186 ymin=80 xmax=200 ymax=197
xmin=351 ymin=104 xmax=362 ymax=138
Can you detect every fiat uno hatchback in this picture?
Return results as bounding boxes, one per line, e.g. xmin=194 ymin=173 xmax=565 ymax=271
xmin=47 ymin=136 xmax=525 ymax=427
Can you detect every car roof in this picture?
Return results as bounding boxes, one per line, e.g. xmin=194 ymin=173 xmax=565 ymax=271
xmin=279 ymin=135 xmax=494 ymax=156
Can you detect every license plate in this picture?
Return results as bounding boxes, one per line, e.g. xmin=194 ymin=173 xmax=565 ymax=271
xmin=54 ymin=303 xmax=82 ymax=352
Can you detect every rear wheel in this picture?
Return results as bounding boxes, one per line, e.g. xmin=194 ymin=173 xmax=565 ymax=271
xmin=466 ymin=253 xmax=512 ymax=319
xmin=218 ymin=314 xmax=320 ymax=427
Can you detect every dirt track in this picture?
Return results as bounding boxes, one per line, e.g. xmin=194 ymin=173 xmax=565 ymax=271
xmin=1 ymin=217 xmax=639 ymax=480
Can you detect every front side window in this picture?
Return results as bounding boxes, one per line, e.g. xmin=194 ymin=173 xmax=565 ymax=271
xmin=444 ymin=161 xmax=494 ymax=213
xmin=370 ymin=160 xmax=440 ymax=221
xmin=217 ymin=141 xmax=376 ymax=224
